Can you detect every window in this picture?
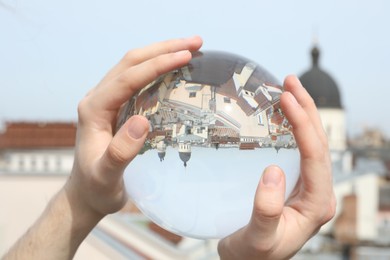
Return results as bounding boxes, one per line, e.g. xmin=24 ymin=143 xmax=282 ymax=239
xmin=43 ymin=157 xmax=49 ymax=172
xmin=189 ymin=92 xmax=196 ymax=98
xmin=31 ymin=157 xmax=37 ymax=171
xmin=258 ymin=114 xmax=264 ymax=125
xmin=19 ymin=157 xmax=25 ymax=171
xmin=56 ymin=157 xmax=62 ymax=171
xmin=5 ymin=154 xmax=11 ymax=166
xmin=223 ymin=97 xmax=231 ymax=103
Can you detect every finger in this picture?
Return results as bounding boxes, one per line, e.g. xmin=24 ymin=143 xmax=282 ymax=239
xmin=100 ymin=36 xmax=203 ymax=85
xmin=283 ymin=75 xmax=326 ymax=141
xmin=90 ymin=49 xmax=193 ymax=115
xmin=281 ymin=91 xmax=324 ymax=158
xmin=97 ymin=115 xmax=149 ymax=183
xmin=281 ymin=91 xmax=332 ymax=205
xmin=247 ymin=166 xmax=285 ymax=247
xmin=121 ymin=35 xmax=203 ymax=67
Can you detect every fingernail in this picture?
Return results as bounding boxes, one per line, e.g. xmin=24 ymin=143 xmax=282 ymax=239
xmin=262 ymin=166 xmax=282 ymax=186
xmin=128 ymin=117 xmax=148 ymax=139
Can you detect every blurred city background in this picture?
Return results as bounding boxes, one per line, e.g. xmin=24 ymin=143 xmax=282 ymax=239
xmin=1 ymin=0 xmax=390 ymax=259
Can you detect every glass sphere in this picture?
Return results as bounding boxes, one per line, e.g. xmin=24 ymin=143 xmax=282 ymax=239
xmin=117 ymin=51 xmax=299 ymax=239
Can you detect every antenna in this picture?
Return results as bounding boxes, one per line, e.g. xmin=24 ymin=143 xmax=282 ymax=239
xmin=312 ymin=25 xmax=319 ymax=46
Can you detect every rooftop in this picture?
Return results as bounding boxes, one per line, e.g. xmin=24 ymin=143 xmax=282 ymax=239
xmin=299 ymin=46 xmax=343 ymax=109
xmin=0 ymin=122 xmax=77 ymax=149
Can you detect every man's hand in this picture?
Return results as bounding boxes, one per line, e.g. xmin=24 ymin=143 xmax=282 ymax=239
xmin=218 ymin=75 xmax=336 ymax=260
xmin=66 ymin=36 xmax=203 ymax=219
xmin=3 ymin=36 xmax=203 ymax=260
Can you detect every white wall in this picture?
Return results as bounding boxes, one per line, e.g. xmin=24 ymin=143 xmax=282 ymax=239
xmin=4 ymin=149 xmax=74 ymax=175
xmin=355 ymin=174 xmax=378 ymax=240
xmin=0 ymin=175 xmax=67 ymax=255
xmin=0 ymin=175 xmax=112 ymax=260
xmin=318 ymin=109 xmax=346 ymax=151
xmin=320 ymin=173 xmax=379 ymax=241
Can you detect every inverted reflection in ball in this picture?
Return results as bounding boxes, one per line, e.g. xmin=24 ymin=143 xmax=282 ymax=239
xmin=117 ymin=51 xmax=300 ymax=239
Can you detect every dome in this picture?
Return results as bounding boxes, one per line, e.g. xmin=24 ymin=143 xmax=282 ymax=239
xmin=158 ymin=151 xmax=166 ymax=161
xmin=299 ymin=46 xmax=342 ymax=108
xmin=179 ymin=152 xmax=191 ymax=167
xmin=178 ymin=143 xmax=191 ymax=167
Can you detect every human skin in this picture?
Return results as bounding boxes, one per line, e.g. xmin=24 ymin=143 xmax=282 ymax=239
xmin=217 ymin=75 xmax=336 ymax=259
xmin=2 ymin=36 xmax=335 ymax=260
xmin=2 ymin=36 xmax=203 ymax=260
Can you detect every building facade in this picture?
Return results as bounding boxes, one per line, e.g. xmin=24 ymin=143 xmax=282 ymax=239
xmin=1 ymin=45 xmax=390 ymax=259
xmin=298 ymin=44 xmax=390 ymax=259
xmin=0 ymin=122 xmax=219 ymax=259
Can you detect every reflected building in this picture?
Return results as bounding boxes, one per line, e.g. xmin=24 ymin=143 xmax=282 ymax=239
xmin=178 ymin=142 xmax=191 ymax=167
xmin=156 ymin=140 xmax=166 ymax=162
xmin=117 ymin=51 xmax=296 ymax=167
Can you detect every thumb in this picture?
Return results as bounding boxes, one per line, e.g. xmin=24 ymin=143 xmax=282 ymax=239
xmin=99 ymin=115 xmax=149 ymax=178
xmin=248 ymin=165 xmax=286 ymax=241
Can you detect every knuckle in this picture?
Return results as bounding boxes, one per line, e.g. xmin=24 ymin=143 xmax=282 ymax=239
xmin=313 ymin=146 xmax=328 ymax=161
xmin=324 ymin=193 xmax=337 ymax=222
xmin=254 ymin=202 xmax=282 ymax=221
xmin=106 ymin=142 xmax=129 ymax=166
xmin=291 ymin=113 xmax=310 ymax=130
xmin=252 ymin=240 xmax=275 ymax=254
xmin=319 ymin=128 xmax=331 ymax=147
xmin=306 ymin=95 xmax=316 ymax=109
xmin=312 ymin=192 xmax=337 ymax=226
xmin=123 ymin=49 xmax=141 ymax=65
xmin=77 ymin=97 xmax=90 ymax=121
xmin=116 ymin=70 xmax=134 ymax=86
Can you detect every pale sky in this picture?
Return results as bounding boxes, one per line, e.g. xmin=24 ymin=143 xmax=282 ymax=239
xmin=1 ymin=0 xmax=389 ymax=137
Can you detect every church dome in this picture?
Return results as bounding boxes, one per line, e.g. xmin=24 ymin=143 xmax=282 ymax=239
xmin=156 ymin=140 xmax=167 ymax=162
xmin=179 ymin=152 xmax=191 ymax=167
xmin=158 ymin=151 xmax=166 ymax=162
xmin=178 ymin=143 xmax=191 ymax=167
xmin=299 ymin=46 xmax=342 ymax=108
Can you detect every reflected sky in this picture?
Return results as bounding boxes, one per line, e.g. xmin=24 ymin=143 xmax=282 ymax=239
xmin=124 ymin=146 xmax=300 ymax=239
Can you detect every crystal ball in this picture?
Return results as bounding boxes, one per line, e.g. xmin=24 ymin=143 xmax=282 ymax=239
xmin=117 ymin=50 xmax=299 ymax=239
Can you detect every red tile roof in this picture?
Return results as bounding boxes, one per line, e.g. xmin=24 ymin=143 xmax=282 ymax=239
xmin=0 ymin=122 xmax=77 ymax=149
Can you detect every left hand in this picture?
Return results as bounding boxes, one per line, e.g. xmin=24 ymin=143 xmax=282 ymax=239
xmin=218 ymin=75 xmax=336 ymax=260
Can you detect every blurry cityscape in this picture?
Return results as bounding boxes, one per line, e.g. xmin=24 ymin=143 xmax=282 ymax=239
xmin=1 ymin=45 xmax=390 ymax=259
